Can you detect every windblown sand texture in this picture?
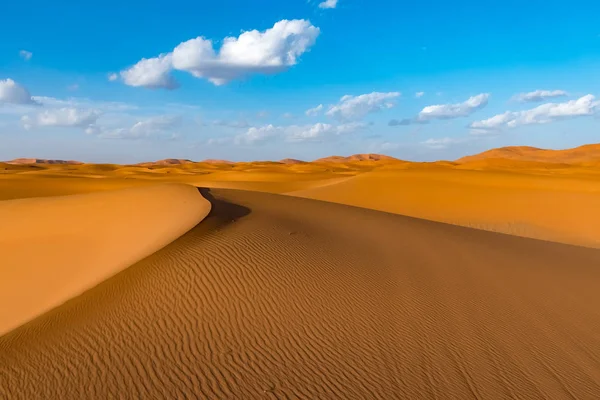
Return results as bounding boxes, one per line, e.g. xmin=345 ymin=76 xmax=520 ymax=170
xmin=2 ymin=188 xmax=600 ymax=399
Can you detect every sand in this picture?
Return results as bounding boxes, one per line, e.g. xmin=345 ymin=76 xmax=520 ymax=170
xmin=0 ymin=183 xmax=210 ymax=335
xmin=2 ymin=188 xmax=600 ymax=399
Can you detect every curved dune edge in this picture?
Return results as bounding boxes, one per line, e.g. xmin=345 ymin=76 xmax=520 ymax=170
xmin=288 ymin=169 xmax=600 ymax=248
xmin=2 ymin=189 xmax=600 ymax=398
xmin=0 ymin=183 xmax=210 ymax=336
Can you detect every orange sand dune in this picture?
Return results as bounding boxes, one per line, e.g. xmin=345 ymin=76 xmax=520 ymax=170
xmin=291 ymin=168 xmax=600 ymax=248
xmin=2 ymin=189 xmax=600 ymax=398
xmin=0 ymin=183 xmax=210 ymax=335
xmin=457 ymin=143 xmax=600 ymax=164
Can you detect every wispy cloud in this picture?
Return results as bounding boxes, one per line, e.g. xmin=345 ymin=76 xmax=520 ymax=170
xmin=318 ymin=0 xmax=338 ymax=9
xmin=326 ymin=92 xmax=401 ymax=121
xmin=19 ymin=50 xmax=32 ymax=61
xmin=391 ymin=94 xmax=489 ymax=126
xmin=513 ymin=89 xmax=568 ymax=103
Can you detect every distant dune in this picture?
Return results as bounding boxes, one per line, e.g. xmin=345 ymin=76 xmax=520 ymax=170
xmin=457 ymin=143 xmax=600 ymax=164
xmin=279 ymin=158 xmax=306 ymax=164
xmin=0 ymin=183 xmax=210 ymax=335
xmin=2 ymin=189 xmax=600 ymax=398
xmin=314 ymin=153 xmax=400 ymax=163
xmin=136 ymin=158 xmax=194 ymax=167
xmin=6 ymin=158 xmax=83 ymax=165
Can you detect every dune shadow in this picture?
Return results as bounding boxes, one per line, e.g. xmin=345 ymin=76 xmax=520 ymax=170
xmin=197 ymin=188 xmax=251 ymax=226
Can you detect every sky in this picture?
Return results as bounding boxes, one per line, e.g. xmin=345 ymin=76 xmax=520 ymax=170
xmin=1 ymin=0 xmax=600 ymax=163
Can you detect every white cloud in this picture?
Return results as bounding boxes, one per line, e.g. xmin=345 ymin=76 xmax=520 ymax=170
xmin=326 ymin=92 xmax=401 ymax=121
xmin=514 ymin=90 xmax=568 ymax=103
xmin=470 ymin=94 xmax=600 ymax=133
xmin=0 ymin=79 xmax=37 ymax=105
xmin=108 ymin=73 xmax=119 ymax=82
xmin=31 ymin=96 xmax=137 ymax=112
xmin=417 ymin=93 xmax=489 ymax=121
xmin=421 ymin=137 xmax=464 ymax=149
xmin=88 ymin=115 xmax=181 ymax=140
xmin=22 ymin=107 xmax=100 ymax=130
xmin=232 ymin=121 xmax=367 ymax=144
xmin=119 ymin=19 xmax=320 ymax=88
xmin=120 ymin=53 xmax=178 ymax=89
xmin=318 ymin=0 xmax=338 ymax=9
xmin=305 ymin=104 xmax=323 ymax=116
xmin=415 ymin=92 xmax=425 ymax=98
xmin=235 ymin=124 xmax=280 ymax=145
xmin=19 ymin=50 xmax=32 ymax=61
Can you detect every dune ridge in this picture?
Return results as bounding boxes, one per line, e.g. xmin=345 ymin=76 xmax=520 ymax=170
xmin=2 ymin=189 xmax=600 ymax=398
xmin=0 ymin=183 xmax=210 ymax=335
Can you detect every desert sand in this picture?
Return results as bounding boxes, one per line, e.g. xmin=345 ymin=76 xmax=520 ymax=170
xmin=2 ymin=143 xmax=600 ymax=398
xmin=2 ymin=188 xmax=600 ymax=398
xmin=0 ymin=183 xmax=210 ymax=335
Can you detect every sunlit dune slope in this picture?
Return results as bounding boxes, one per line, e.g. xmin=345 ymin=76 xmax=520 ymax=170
xmin=0 ymin=183 xmax=210 ymax=335
xmin=2 ymin=189 xmax=600 ymax=398
xmin=457 ymin=143 xmax=600 ymax=164
xmin=291 ymin=168 xmax=600 ymax=248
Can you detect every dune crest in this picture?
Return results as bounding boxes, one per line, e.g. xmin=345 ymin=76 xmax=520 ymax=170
xmin=0 ymin=183 xmax=210 ymax=335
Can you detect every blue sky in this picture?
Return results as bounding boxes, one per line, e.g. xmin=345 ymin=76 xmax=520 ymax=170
xmin=1 ymin=0 xmax=600 ymax=162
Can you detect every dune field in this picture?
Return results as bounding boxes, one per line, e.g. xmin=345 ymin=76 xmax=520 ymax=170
xmin=2 ymin=144 xmax=600 ymax=398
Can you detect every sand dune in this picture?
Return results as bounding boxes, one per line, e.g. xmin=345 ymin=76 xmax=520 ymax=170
xmin=457 ymin=143 xmax=600 ymax=164
xmin=2 ymin=188 xmax=600 ymax=398
xmin=0 ymin=183 xmax=210 ymax=335
xmin=292 ymin=168 xmax=600 ymax=248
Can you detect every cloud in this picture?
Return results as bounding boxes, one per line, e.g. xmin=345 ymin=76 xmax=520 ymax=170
xmin=287 ymin=121 xmax=367 ymax=142
xmin=318 ymin=0 xmax=338 ymax=9
xmin=212 ymin=119 xmax=250 ymax=129
xmin=88 ymin=115 xmax=181 ymax=140
xmin=470 ymin=94 xmax=600 ymax=134
xmin=415 ymin=92 xmax=425 ymax=98
xmin=232 ymin=121 xmax=367 ymax=144
xmin=514 ymin=90 xmax=568 ymax=103
xmin=235 ymin=124 xmax=280 ymax=145
xmin=391 ymin=94 xmax=489 ymax=126
xmin=326 ymin=92 xmax=401 ymax=121
xmin=19 ymin=50 xmax=32 ymax=61
xmin=120 ymin=53 xmax=178 ymax=89
xmin=282 ymin=112 xmax=294 ymax=119
xmin=418 ymin=93 xmax=489 ymax=121
xmin=21 ymin=107 xmax=100 ymax=130
xmin=421 ymin=137 xmax=465 ymax=149
xmin=31 ymin=96 xmax=137 ymax=112
xmin=0 ymin=79 xmax=37 ymax=105
xmin=305 ymin=104 xmax=323 ymax=116
xmin=108 ymin=73 xmax=119 ymax=82
xmin=119 ymin=19 xmax=320 ymax=88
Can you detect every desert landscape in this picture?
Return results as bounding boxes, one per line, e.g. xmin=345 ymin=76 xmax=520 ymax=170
xmin=2 ymin=143 xmax=600 ymax=398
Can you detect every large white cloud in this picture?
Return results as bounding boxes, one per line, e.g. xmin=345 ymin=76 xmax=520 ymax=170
xmin=470 ymin=94 xmax=600 ymax=134
xmin=326 ymin=92 xmax=401 ymax=121
xmin=514 ymin=89 xmax=568 ymax=103
xmin=21 ymin=107 xmax=100 ymax=130
xmin=119 ymin=19 xmax=320 ymax=88
xmin=0 ymin=79 xmax=37 ymax=105
xmin=318 ymin=0 xmax=338 ymax=9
